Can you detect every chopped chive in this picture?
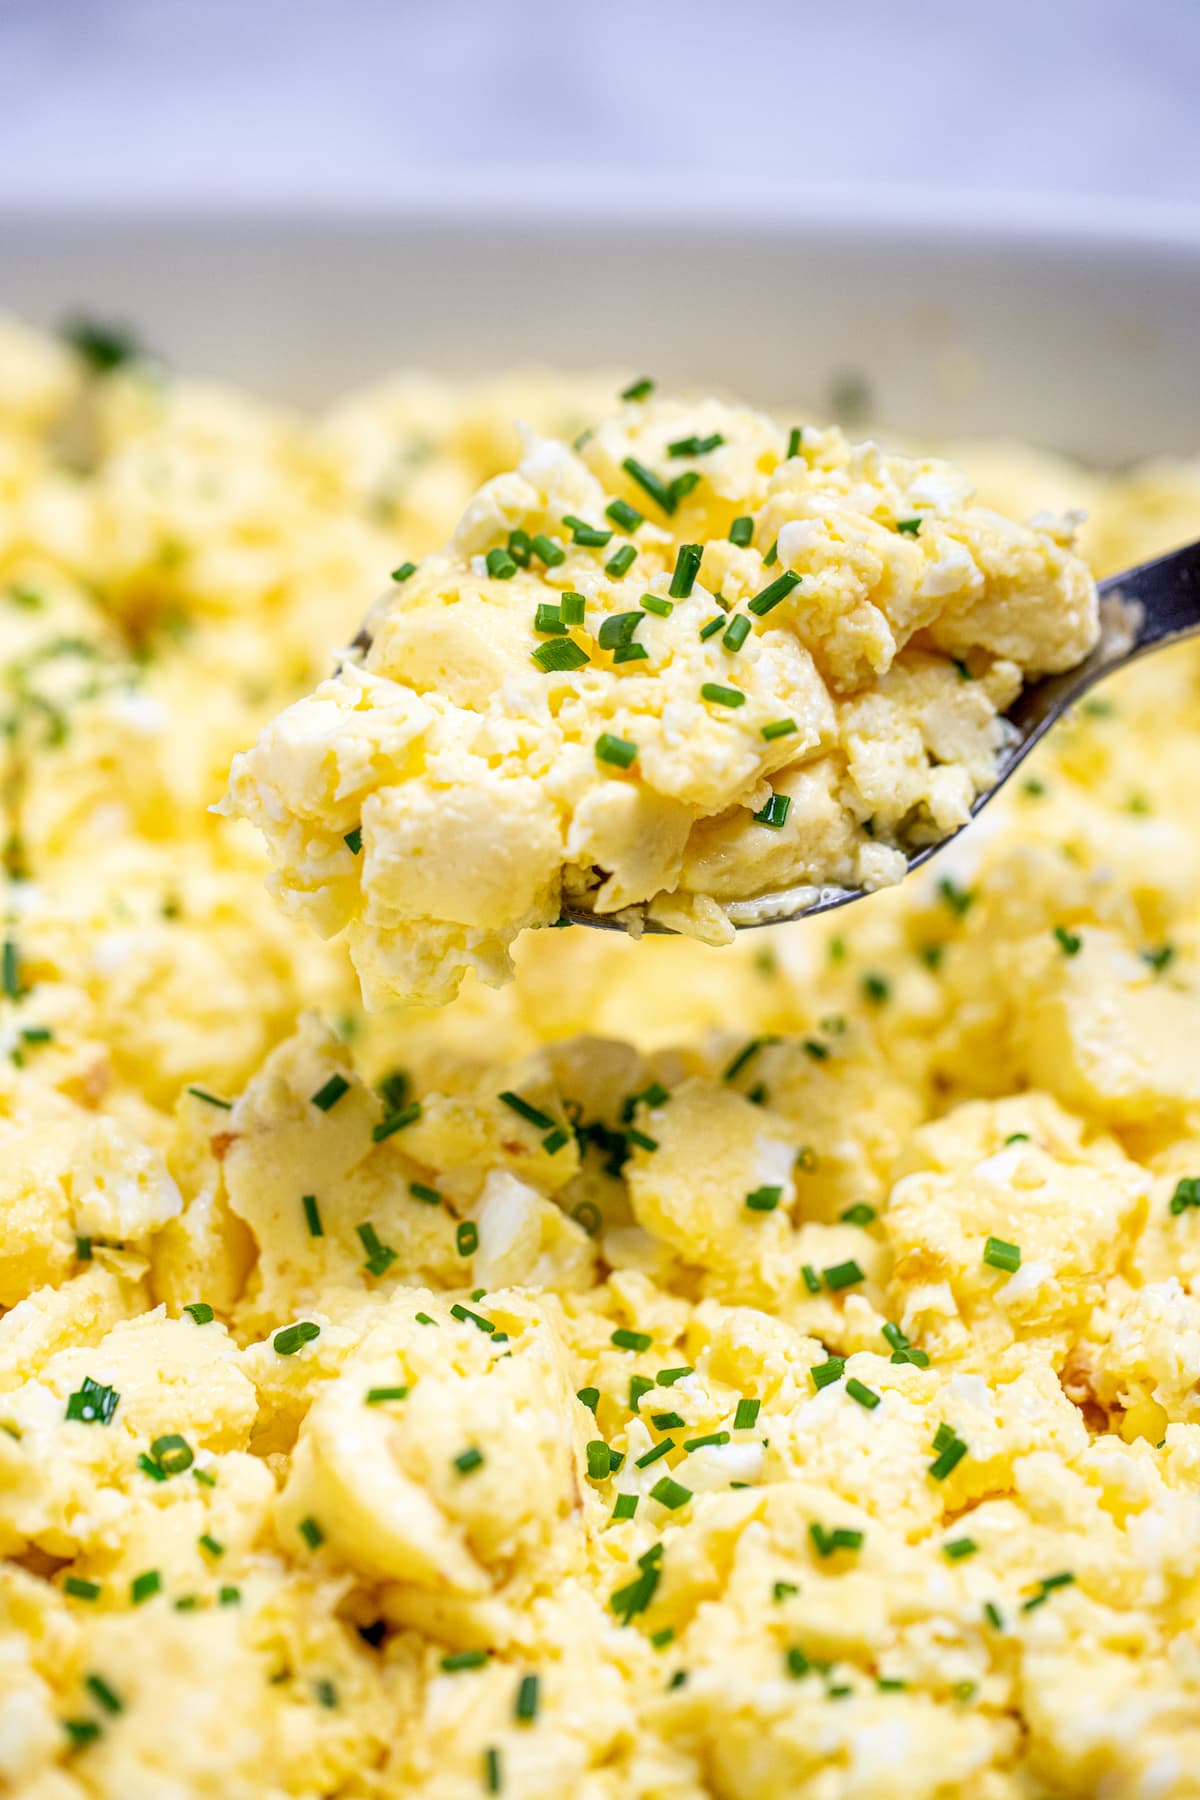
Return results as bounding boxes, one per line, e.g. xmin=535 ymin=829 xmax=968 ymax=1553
xmin=450 ymin=1304 xmax=496 ymax=1333
xmin=556 ymin=591 xmax=585 ymax=626
xmin=983 ymin=1236 xmax=1021 ymax=1273
xmin=700 ymin=682 xmax=745 ymax=708
xmin=881 ymin=1322 xmax=909 ymax=1352
xmin=668 ymin=470 xmax=701 ymax=506
xmin=944 ymin=1538 xmax=977 ymax=1560
xmin=939 ymin=877 xmax=975 ymax=918
xmin=801 ymin=1264 xmax=821 ymax=1294
xmin=366 ymin=1385 xmax=409 ymax=1404
xmin=187 ymin=1086 xmax=232 ymax=1109
xmin=626 ymin=1127 xmax=658 ymax=1152
xmin=274 ymin=1321 xmax=321 ymax=1356
xmin=684 ymin=1431 xmax=730 ymax=1452
xmin=20 ymin=1024 xmax=51 ymax=1044
xmin=137 ymin=1453 xmax=166 ymax=1481
xmin=762 ymin=540 xmax=778 ymax=566
xmin=809 ymin=1524 xmax=864 ymax=1558
xmin=846 ymin=1379 xmax=881 ymax=1411
xmin=613 ymin=642 xmax=648 ymax=664
xmin=598 ymin=610 xmax=643 ymax=650
xmin=131 ymin=1569 xmax=160 ymax=1604
xmin=454 ymin=1446 xmax=484 ymax=1476
xmin=810 ymin=1358 xmax=845 ymax=1391
xmin=622 ymin=456 xmax=675 ymax=515
xmin=149 ymin=1433 xmax=193 ymax=1475
xmin=342 ymin=827 xmax=364 ymax=859
xmin=409 ymin=1182 xmax=441 ymax=1207
xmin=199 ymin=1533 xmax=223 ymax=1558
xmin=896 ymin=517 xmax=921 ymax=536
xmin=984 ymin=1600 xmax=1004 ymax=1630
xmin=486 ymin=547 xmax=519 ymax=579
xmin=667 ymin=432 xmax=723 ymax=457
xmin=515 ymin=1672 xmax=539 ymax=1722
xmin=541 ymin=1126 xmax=570 ymax=1154
xmin=183 ymin=1302 xmax=214 ymax=1325
xmin=745 ymin=1185 xmax=783 ymax=1212
xmin=656 ymin=1367 xmax=692 ymax=1387
xmin=840 ymin=1203 xmax=877 ymax=1226
xmin=373 ymin=1099 xmax=421 ymax=1142
xmin=357 ymin=1222 xmax=397 ymax=1277
xmin=576 ymin=1387 xmax=600 ymax=1414
xmin=1169 ymin=1176 xmax=1200 ymax=1215
xmin=563 ymin=513 xmax=612 ymax=547
xmin=302 ymin=1194 xmax=323 ymax=1238
xmin=621 ymin=377 xmax=654 ymax=401
xmin=454 ymin=1221 xmax=478 ymax=1258
xmin=651 ymin=1411 xmax=685 ymax=1430
xmin=534 ymin=601 xmax=566 ymax=634
xmin=650 ymin=1476 xmax=692 ymax=1510
xmin=310 ymin=1074 xmax=350 ymax=1113
xmin=530 ymin=533 xmax=565 ymax=567
xmin=587 ymin=1440 xmax=615 ymax=1479
xmin=606 ymin=497 xmax=643 ymax=532
xmin=442 ymin=1648 xmax=488 ymax=1671
xmin=722 ymin=613 xmax=751 ymax=652
xmin=773 ymin=1581 xmax=798 ymax=1602
xmin=193 ymin=1468 xmax=216 ymax=1488
xmin=786 ymin=426 xmax=803 ymax=458
xmin=733 ymin=1397 xmax=761 ymax=1429
xmin=299 ymin=1515 xmax=324 ymax=1550
xmin=64 ymin=1575 xmax=101 ymax=1600
xmin=533 ymin=636 xmax=590 ymax=672
xmin=748 ymin=569 xmax=801 ymax=616
xmin=391 ymin=561 xmax=417 ymax=582
xmin=1022 ymin=1571 xmax=1075 ymax=1611
xmin=753 ymin=793 xmax=791 ymax=829
xmin=415 ymin=1312 xmax=436 ymax=1325
xmin=698 ymin=614 xmax=725 ymax=641
xmin=75 ymin=1235 xmax=92 ymax=1261
xmin=929 ymin=1436 xmax=967 ymax=1481
xmin=635 ymin=1438 xmax=674 ymax=1468
xmin=669 ymin=543 xmax=703 ymax=598
xmin=823 ymin=1261 xmax=864 ymax=1291
xmin=606 ymin=544 xmax=637 ymax=578
xmin=612 ymin=1328 xmax=652 ymax=1352
xmin=612 ymin=1493 xmax=638 ymax=1520
xmin=507 ymin=528 xmax=532 ymax=566
xmin=596 ymin=732 xmax=638 ymax=769
xmin=65 ymin=1377 xmax=119 ymax=1426
xmin=499 ymin=1090 xmax=556 ymax=1131
xmin=1054 ymin=924 xmax=1082 ymax=956
xmin=640 ymin=592 xmax=672 ymax=618
xmin=728 ymin=515 xmax=754 ymax=547
xmin=1142 ymin=943 xmax=1175 ymax=973
xmin=3 ymin=938 xmax=21 ymax=999
xmin=64 ymin=1718 xmax=102 ymax=1748
xmin=484 ymin=1745 xmax=503 ymax=1793
xmin=572 ymin=1200 xmax=602 ymax=1235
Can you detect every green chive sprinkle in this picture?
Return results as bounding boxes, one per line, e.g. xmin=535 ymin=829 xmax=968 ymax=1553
xmin=562 ymin=513 xmax=612 ymax=548
xmin=811 ymin=1359 xmax=845 ymax=1391
xmin=560 ymin=591 xmax=586 ymax=625
xmin=137 ymin=1453 xmax=166 ymax=1482
xmin=896 ymin=517 xmax=921 ymax=536
xmin=622 ymin=456 xmax=675 ymax=515
xmin=1170 ymin=1176 xmax=1200 ymax=1215
xmin=187 ymin=1086 xmax=232 ymax=1109
xmin=684 ymin=1431 xmax=730 ymax=1452
xmin=606 ymin=544 xmax=637 ymax=578
xmin=3 ymin=939 xmax=21 ymax=999
xmin=63 ymin=1718 xmax=101 ymax=1748
xmin=733 ymin=1397 xmax=761 ymax=1429
xmin=356 ymin=1222 xmax=397 ymax=1277
xmin=823 ymin=1261 xmax=864 ymax=1291
xmin=983 ymin=1236 xmax=1021 ymax=1273
xmin=621 ymin=377 xmax=654 ymax=402
xmin=65 ymin=1378 xmax=119 ymax=1426
xmin=530 ymin=533 xmax=565 ymax=567
xmin=301 ymin=1194 xmax=323 ymax=1237
xmin=840 ymin=1203 xmax=877 ymax=1227
xmin=748 ymin=569 xmax=801 ymax=616
xmin=454 ymin=1446 xmax=484 ymax=1476
xmin=343 ymin=826 xmax=363 ymax=856
xmin=700 ymin=682 xmax=745 ymax=708
xmin=532 ymin=638 xmax=590 ymax=673
xmin=1022 ymin=1571 xmax=1075 ymax=1611
xmin=846 ymin=1379 xmax=881 ymax=1411
xmin=442 ymin=1648 xmax=488 ymax=1671
xmin=929 ymin=1436 xmax=967 ymax=1481
xmin=499 ymin=1090 xmax=556 ymax=1131
xmin=456 ymin=1222 xmax=479 ymax=1257
xmin=149 ymin=1433 xmax=193 ymax=1475
xmin=64 ymin=1575 xmax=101 ymax=1600
xmin=508 ymin=529 xmax=532 ymax=566
xmin=131 ymin=1569 xmax=161 ymax=1603
xmin=656 ymin=1367 xmax=693 ymax=1387
xmin=391 ymin=561 xmax=417 ymax=582
xmin=534 ymin=601 xmax=566 ymax=634
xmin=486 ymin=547 xmax=518 ymax=579
xmin=984 ymin=1600 xmax=1004 ymax=1630
xmin=274 ymin=1321 xmax=320 ymax=1356
xmin=85 ymin=1674 xmax=122 ymax=1715
xmin=515 ymin=1672 xmax=539 ymax=1722
xmin=640 ymin=592 xmax=672 ymax=618
xmin=373 ymin=1100 xmax=421 ymax=1141
xmin=606 ymin=498 xmax=643 ymax=532
xmin=612 ymin=1493 xmax=638 ymax=1520
xmin=786 ymin=426 xmax=803 ymax=458
xmin=698 ymin=614 xmax=725 ymax=641
xmin=809 ymin=1524 xmax=864 ymax=1558
xmin=762 ymin=540 xmax=778 ymax=566
xmin=745 ymin=1185 xmax=783 ymax=1212
xmin=651 ymin=1411 xmax=685 ymax=1430
xmin=753 ymin=793 xmax=791 ymax=829
xmin=613 ymin=642 xmax=647 ymax=664
xmin=612 ymin=1328 xmax=652 ymax=1352
xmin=635 ymin=1438 xmax=674 ymax=1469
xmin=667 ymin=432 xmax=723 ymax=457
xmin=450 ymin=1303 xmax=495 ymax=1333
xmin=199 ymin=1533 xmax=223 ymax=1558
xmin=183 ymin=1302 xmax=214 ymax=1325
xmin=596 ymin=732 xmax=638 ymax=769
xmin=75 ymin=1235 xmax=92 ymax=1261
xmin=1054 ymin=924 xmax=1082 ymax=956
xmin=722 ymin=613 xmax=751 ymax=653
xmin=729 ymin=516 xmax=754 ymax=547
xmin=484 ymin=1745 xmax=502 ymax=1794
xmin=542 ymin=1126 xmax=570 ymax=1154
xmin=669 ymin=543 xmax=703 ymax=598
xmin=311 ymin=1074 xmax=350 ymax=1113
xmin=598 ymin=611 xmax=642 ymax=650
xmin=650 ymin=1476 xmax=691 ymax=1510
xmin=587 ymin=1440 xmax=614 ymax=1479
xmin=366 ymin=1386 xmax=408 ymax=1404
xmin=944 ymin=1538 xmax=978 ymax=1560
xmin=801 ymin=1264 xmax=821 ymax=1294
xmin=298 ymin=1515 xmax=324 ymax=1550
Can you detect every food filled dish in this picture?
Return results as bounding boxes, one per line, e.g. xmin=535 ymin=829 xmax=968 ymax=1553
xmin=1 ymin=311 xmax=1200 ymax=1799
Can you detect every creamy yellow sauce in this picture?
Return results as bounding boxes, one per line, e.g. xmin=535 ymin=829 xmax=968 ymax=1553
xmin=1 ymin=315 xmax=1200 ymax=1799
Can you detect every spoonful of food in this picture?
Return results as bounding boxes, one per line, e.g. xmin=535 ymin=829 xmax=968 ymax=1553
xmin=223 ymin=392 xmax=1200 ymax=1010
xmin=579 ymin=536 xmax=1200 ymax=933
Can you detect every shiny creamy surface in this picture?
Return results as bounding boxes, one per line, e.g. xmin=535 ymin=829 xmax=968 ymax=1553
xmin=224 ymin=401 xmax=1098 ymax=1006
xmin=1 ymin=315 xmax=1200 ymax=1800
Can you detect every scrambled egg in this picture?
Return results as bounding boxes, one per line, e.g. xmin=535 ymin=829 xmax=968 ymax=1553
xmin=1 ymin=315 xmax=1200 ymax=1800
xmin=224 ymin=398 xmax=1098 ymax=1006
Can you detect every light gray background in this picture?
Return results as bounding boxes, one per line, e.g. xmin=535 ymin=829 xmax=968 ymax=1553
xmin=0 ymin=0 xmax=1197 ymax=209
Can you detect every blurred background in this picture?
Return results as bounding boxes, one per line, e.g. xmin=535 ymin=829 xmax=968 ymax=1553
xmin=0 ymin=0 xmax=1198 ymax=210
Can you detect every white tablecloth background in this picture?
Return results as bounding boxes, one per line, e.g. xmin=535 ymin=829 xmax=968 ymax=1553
xmin=0 ymin=0 xmax=1196 ymax=210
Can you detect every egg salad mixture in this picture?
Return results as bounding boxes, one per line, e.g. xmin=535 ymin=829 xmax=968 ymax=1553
xmin=223 ymin=396 xmax=1097 ymax=1007
xmin=1 ymin=316 xmax=1200 ymax=1800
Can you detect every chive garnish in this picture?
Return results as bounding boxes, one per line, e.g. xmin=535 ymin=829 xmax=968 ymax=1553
xmin=183 ymin=1302 xmax=214 ymax=1324
xmin=684 ymin=1431 xmax=730 ymax=1452
xmin=187 ymin=1086 xmax=232 ymax=1109
xmin=983 ymin=1236 xmax=1021 ymax=1272
xmin=649 ymin=1476 xmax=691 ymax=1510
xmin=786 ymin=426 xmax=803 ymax=457
xmin=310 ymin=1074 xmax=350 ymax=1112
xmin=846 ymin=1379 xmax=880 ymax=1411
xmin=499 ymin=1090 xmax=556 ymax=1130
xmin=606 ymin=544 xmax=637 ymax=578
xmin=621 ymin=377 xmax=654 ymax=401
xmin=366 ymin=1386 xmax=409 ymax=1405
xmin=667 ymin=433 xmax=723 ymax=457
xmin=753 ymin=793 xmax=791 ymax=829
xmin=530 ymin=533 xmax=565 ymax=567
xmin=811 ymin=1358 xmax=845 ymax=1390
xmin=515 ymin=1673 xmax=539 ymax=1722
xmin=64 ymin=1575 xmax=101 ymax=1600
xmin=486 ymin=547 xmax=518 ymax=580
xmin=698 ymin=615 xmax=725 ymax=641
xmin=391 ymin=561 xmax=417 ymax=582
xmin=454 ymin=1446 xmax=484 ymax=1476
xmin=745 ymin=1185 xmax=782 ymax=1212
xmin=65 ymin=1378 xmax=119 ymax=1426
xmin=606 ymin=498 xmax=643 ymax=532
xmin=700 ymin=682 xmax=745 ymax=708
xmin=563 ymin=514 xmax=612 ymax=547
xmin=274 ymin=1321 xmax=321 ymax=1356
xmin=635 ymin=1439 xmax=674 ymax=1469
xmin=896 ymin=517 xmax=921 ymax=536
xmin=596 ymin=733 xmax=637 ymax=769
xmin=532 ymin=638 xmax=590 ymax=673
xmin=729 ymin=515 xmax=754 ymax=547
xmin=534 ymin=601 xmax=566 ymax=634
xmin=823 ymin=1261 xmax=864 ymax=1291
xmin=621 ymin=457 xmax=675 ymax=515
xmin=357 ymin=1221 xmax=397 ymax=1277
xmin=131 ymin=1569 xmax=161 ymax=1603
xmin=612 ymin=1493 xmax=638 ymax=1520
xmin=343 ymin=827 xmax=363 ymax=855
xmin=748 ymin=569 xmax=801 ymax=616
xmin=733 ymin=1397 xmax=760 ymax=1429
xmin=456 ymin=1222 xmax=478 ymax=1257
xmin=944 ymin=1538 xmax=977 ymax=1560
xmin=669 ymin=543 xmax=703 ymax=598
xmin=612 ymin=1328 xmax=652 ymax=1352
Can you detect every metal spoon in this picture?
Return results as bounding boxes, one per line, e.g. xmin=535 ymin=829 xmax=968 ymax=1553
xmin=565 ymin=537 xmax=1200 ymax=932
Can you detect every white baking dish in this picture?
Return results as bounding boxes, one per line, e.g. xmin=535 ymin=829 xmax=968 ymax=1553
xmin=2 ymin=192 xmax=1198 ymax=460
